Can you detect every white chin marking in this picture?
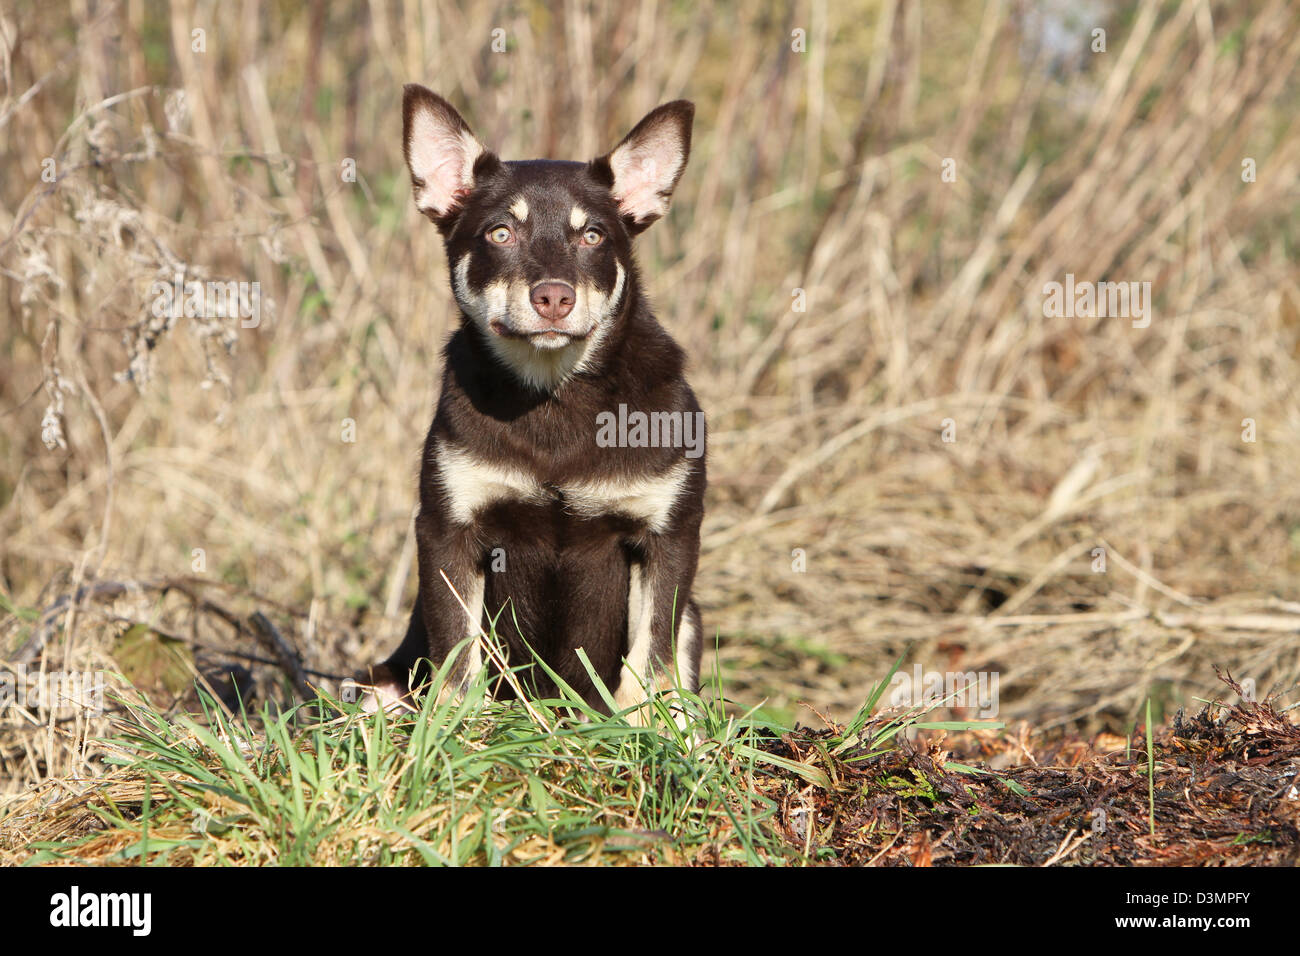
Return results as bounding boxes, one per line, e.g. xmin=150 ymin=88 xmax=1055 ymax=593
xmin=531 ymin=332 xmax=572 ymax=350
xmin=490 ymin=337 xmax=592 ymax=390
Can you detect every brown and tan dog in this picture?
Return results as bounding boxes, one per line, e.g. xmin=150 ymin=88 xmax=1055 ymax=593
xmin=358 ymin=86 xmax=705 ymax=721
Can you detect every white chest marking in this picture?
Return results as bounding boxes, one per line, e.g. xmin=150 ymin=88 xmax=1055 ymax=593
xmin=562 ymin=460 xmax=691 ymax=533
xmin=435 ymin=445 xmax=547 ymax=524
xmin=435 ymin=445 xmax=690 ymax=532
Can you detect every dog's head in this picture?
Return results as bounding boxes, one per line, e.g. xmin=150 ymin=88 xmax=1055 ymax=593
xmin=402 ymin=85 xmax=693 ymax=391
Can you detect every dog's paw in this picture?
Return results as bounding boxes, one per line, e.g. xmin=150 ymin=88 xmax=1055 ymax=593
xmin=345 ymin=666 xmax=418 ymax=715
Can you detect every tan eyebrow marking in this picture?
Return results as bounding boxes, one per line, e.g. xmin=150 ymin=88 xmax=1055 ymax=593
xmin=569 ymin=205 xmax=589 ymax=230
xmin=509 ymin=196 xmax=529 ymax=221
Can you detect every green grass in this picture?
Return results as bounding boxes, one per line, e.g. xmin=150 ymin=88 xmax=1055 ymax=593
xmin=20 ymin=647 xmax=1001 ymax=866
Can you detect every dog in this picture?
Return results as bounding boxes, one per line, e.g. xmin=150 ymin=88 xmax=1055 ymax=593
xmin=358 ymin=85 xmax=706 ymax=722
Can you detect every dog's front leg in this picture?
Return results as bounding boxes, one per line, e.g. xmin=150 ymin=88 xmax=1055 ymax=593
xmin=413 ymin=505 xmax=487 ymax=700
xmin=614 ymin=523 xmax=703 ymax=725
xmin=359 ymin=505 xmax=483 ymax=712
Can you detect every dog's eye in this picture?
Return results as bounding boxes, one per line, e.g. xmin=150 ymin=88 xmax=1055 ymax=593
xmin=486 ymin=225 xmax=515 ymax=245
xmin=580 ymin=227 xmax=604 ymax=247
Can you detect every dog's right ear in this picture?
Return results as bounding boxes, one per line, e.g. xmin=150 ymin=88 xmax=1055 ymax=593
xmin=403 ymin=85 xmax=492 ymax=228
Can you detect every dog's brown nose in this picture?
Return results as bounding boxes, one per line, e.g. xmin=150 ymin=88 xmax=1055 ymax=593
xmin=530 ymin=282 xmax=576 ymax=322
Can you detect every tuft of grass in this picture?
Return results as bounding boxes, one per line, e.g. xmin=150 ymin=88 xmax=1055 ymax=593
xmin=15 ymin=646 xmax=1000 ymax=866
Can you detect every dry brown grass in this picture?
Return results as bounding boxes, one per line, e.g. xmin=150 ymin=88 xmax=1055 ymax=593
xmin=2 ymin=0 xmax=1300 ymax=799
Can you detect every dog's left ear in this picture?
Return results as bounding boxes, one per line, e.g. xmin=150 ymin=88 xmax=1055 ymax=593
xmin=595 ymin=101 xmax=694 ymax=234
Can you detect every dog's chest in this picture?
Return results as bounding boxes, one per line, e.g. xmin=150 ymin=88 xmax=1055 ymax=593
xmin=434 ymin=443 xmax=690 ymax=534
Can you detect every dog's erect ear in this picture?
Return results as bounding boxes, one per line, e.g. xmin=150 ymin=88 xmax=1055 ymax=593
xmin=596 ymin=100 xmax=693 ymax=233
xmin=403 ymin=84 xmax=491 ymax=226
